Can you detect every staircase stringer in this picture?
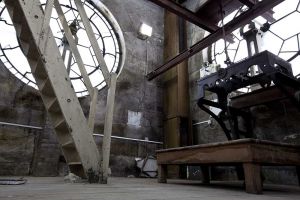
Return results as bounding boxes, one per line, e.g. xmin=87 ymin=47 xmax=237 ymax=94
xmin=4 ymin=0 xmax=102 ymax=181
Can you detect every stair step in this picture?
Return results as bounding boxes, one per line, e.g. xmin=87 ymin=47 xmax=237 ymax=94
xmin=63 ymin=148 xmax=81 ymax=163
xmin=62 ymin=140 xmax=75 ymax=148
xmin=68 ymin=163 xmax=85 ymax=178
xmin=18 ymin=39 xmax=30 ymax=54
xmin=30 ymin=59 xmax=48 ymax=80
xmin=27 ymin=58 xmax=38 ymax=68
xmin=54 ymin=117 xmax=68 ymax=131
xmin=46 ymin=97 xmax=60 ymax=113
xmin=4 ymin=0 xmax=102 ymax=180
xmin=40 ymin=78 xmax=55 ymax=97
xmin=17 ymin=23 xmax=31 ymax=42
xmin=14 ymin=23 xmax=23 ymax=38
xmin=68 ymin=162 xmax=82 ymax=166
xmin=19 ymin=40 xmax=38 ymax=59
xmin=11 ymin=7 xmax=23 ymax=24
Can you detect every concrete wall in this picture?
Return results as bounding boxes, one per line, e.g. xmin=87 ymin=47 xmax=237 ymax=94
xmin=0 ymin=0 xmax=164 ymax=177
xmin=84 ymin=0 xmax=165 ymax=177
xmin=0 ymin=60 xmax=61 ymax=176
xmin=184 ymin=0 xmax=300 ymax=185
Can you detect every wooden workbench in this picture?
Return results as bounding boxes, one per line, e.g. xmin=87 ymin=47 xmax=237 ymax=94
xmin=156 ymin=139 xmax=300 ymax=194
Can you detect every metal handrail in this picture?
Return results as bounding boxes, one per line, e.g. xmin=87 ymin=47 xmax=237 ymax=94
xmin=0 ymin=121 xmax=43 ymax=130
xmin=0 ymin=121 xmax=163 ymax=144
xmin=93 ymin=133 xmax=163 ymax=145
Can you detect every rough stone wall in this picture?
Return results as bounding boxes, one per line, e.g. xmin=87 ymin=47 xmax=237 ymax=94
xmin=84 ymin=0 xmax=165 ymax=176
xmin=0 ymin=60 xmax=57 ymax=176
xmin=184 ymin=0 xmax=300 ymax=185
xmin=30 ymin=115 xmax=61 ymax=177
xmin=0 ymin=0 xmax=164 ymax=177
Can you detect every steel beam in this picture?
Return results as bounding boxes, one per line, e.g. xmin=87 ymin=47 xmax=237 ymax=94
xmin=146 ymin=0 xmax=283 ymax=81
xmin=148 ymin=0 xmax=234 ymax=42
xmin=148 ymin=0 xmax=220 ymax=33
xmin=238 ymin=0 xmax=275 ymax=22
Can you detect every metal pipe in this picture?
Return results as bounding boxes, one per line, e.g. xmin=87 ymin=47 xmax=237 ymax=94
xmin=0 ymin=121 xmax=162 ymax=144
xmin=93 ymin=133 xmax=163 ymax=145
xmin=192 ymin=120 xmax=211 ymax=126
xmin=0 ymin=121 xmax=43 ymax=130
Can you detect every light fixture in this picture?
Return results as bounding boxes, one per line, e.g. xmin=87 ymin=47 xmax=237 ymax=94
xmin=138 ymin=23 xmax=153 ymax=40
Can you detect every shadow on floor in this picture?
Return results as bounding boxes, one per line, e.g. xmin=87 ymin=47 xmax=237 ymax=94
xmin=166 ymin=179 xmax=300 ymax=194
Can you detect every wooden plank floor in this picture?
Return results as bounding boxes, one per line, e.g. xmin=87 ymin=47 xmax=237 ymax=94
xmin=0 ymin=177 xmax=299 ymax=200
xmin=0 ymin=177 xmax=300 ymax=200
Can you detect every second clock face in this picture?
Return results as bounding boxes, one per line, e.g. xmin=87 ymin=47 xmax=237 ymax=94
xmin=0 ymin=0 xmax=125 ymax=97
xmin=210 ymin=0 xmax=300 ymax=77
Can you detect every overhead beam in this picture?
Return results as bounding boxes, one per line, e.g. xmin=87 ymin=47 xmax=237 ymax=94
xmin=148 ymin=0 xmax=234 ymax=42
xmin=238 ymin=0 xmax=275 ymax=22
xmin=148 ymin=0 xmax=220 ymax=33
xmin=146 ymin=0 xmax=283 ymax=81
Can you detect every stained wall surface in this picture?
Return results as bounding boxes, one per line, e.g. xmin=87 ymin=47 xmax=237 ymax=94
xmin=0 ymin=0 xmax=164 ymax=177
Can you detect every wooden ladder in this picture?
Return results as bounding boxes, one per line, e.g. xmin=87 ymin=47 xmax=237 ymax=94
xmin=4 ymin=0 xmax=102 ymax=182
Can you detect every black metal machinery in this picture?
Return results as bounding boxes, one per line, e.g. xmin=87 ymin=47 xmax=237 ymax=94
xmin=197 ymin=50 xmax=300 ymax=140
xmin=197 ymin=19 xmax=300 ymax=141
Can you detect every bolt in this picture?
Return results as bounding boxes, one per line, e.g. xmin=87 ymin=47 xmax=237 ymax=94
xmin=41 ymin=56 xmax=47 ymax=63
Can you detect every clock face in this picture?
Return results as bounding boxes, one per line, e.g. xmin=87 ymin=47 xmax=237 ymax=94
xmin=210 ymin=0 xmax=300 ymax=77
xmin=0 ymin=0 xmax=125 ymax=97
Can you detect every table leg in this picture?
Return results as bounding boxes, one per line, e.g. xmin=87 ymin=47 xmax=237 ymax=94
xmin=243 ymin=163 xmax=262 ymax=194
xmin=201 ymin=166 xmax=210 ymax=184
xmin=158 ymin=164 xmax=167 ymax=183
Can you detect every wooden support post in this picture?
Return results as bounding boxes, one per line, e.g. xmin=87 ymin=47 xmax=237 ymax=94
xmin=100 ymin=73 xmax=117 ymax=184
xmin=201 ymin=166 xmax=210 ymax=184
xmin=158 ymin=164 xmax=168 ymax=183
xmin=163 ymin=10 xmax=190 ymax=179
xmin=74 ymin=0 xmax=110 ymax=86
xmin=88 ymin=88 xmax=98 ymax=131
xmin=43 ymin=0 xmax=54 ymax=29
xmin=243 ymin=163 xmax=262 ymax=194
xmin=54 ymin=0 xmax=94 ymax=95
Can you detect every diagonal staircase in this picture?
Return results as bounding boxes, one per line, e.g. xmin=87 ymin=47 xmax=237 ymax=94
xmin=4 ymin=0 xmax=102 ymax=182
